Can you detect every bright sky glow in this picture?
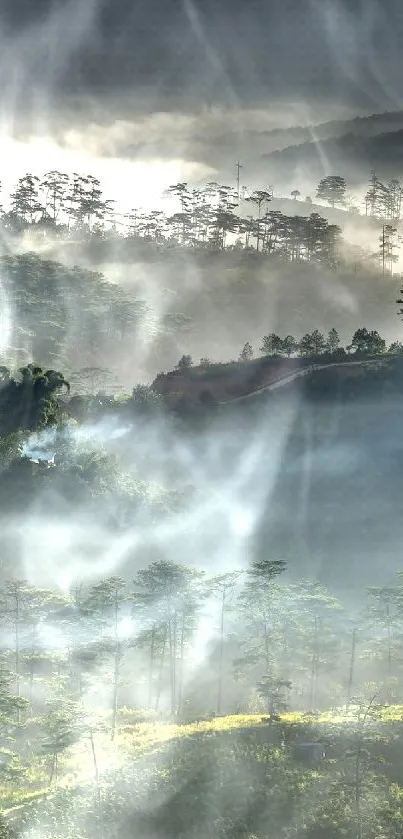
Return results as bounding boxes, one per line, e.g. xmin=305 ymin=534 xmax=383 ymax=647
xmin=0 ymin=130 xmax=216 ymax=217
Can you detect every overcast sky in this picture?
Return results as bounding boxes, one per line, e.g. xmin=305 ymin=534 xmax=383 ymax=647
xmin=1 ymin=0 xmax=403 ymax=207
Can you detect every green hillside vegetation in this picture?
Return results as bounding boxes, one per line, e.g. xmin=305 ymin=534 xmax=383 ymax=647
xmin=5 ymin=707 xmax=403 ymax=838
xmin=1 ymin=225 xmax=403 ymax=836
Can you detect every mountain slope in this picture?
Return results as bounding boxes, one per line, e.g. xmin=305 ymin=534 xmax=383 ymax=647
xmin=262 ymin=127 xmax=403 ymax=188
xmin=257 ymin=109 xmax=403 ymax=154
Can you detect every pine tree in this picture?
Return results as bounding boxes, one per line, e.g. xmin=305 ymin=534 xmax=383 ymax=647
xmin=245 ymin=189 xmax=272 ymax=251
xmin=239 ymin=343 xmax=253 ymax=362
xmin=176 ymin=355 xmax=193 ymax=370
xmin=350 ymin=328 xmax=386 ymax=355
xmin=234 ymin=560 xmax=287 ymax=706
xmin=209 ymin=572 xmax=242 ymax=715
xmin=260 ymin=334 xmax=283 ymax=356
xmin=40 ymin=171 xmax=70 ymax=224
xmin=132 ymin=561 xmax=205 ymax=715
xmin=40 ymin=694 xmax=81 ymax=784
xmin=281 ymin=335 xmax=298 ymax=357
xmin=378 ymin=224 xmax=399 ymax=276
xmin=316 ymin=176 xmax=346 ymax=208
xmin=365 ymin=171 xmax=389 ymax=218
xmin=327 ymin=327 xmax=340 ymax=353
xmin=10 ymin=174 xmax=44 ymax=225
xmin=298 ymin=330 xmax=326 ymax=356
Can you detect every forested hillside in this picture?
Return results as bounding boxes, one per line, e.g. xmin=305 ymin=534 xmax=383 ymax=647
xmin=4 ymin=0 xmax=403 ymax=834
xmin=1 ymin=168 xmax=402 ymax=383
xmin=1 ymin=172 xmax=403 ymax=839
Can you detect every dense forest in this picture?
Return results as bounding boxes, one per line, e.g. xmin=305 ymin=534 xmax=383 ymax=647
xmin=0 ymin=340 xmax=403 ymax=836
xmin=2 ymin=166 xmax=403 ymax=838
xmin=4 ymin=0 xmax=403 ymax=831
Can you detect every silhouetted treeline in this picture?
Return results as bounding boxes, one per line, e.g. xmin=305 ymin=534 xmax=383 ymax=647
xmin=0 ymin=169 xmax=401 ymax=268
xmin=0 ymin=171 xmax=363 ymax=268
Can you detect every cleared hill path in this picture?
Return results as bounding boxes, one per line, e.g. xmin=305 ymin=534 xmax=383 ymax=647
xmin=224 ymin=358 xmax=386 ymax=404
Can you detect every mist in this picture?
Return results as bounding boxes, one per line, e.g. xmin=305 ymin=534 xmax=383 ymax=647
xmin=2 ymin=1 xmax=403 ymax=838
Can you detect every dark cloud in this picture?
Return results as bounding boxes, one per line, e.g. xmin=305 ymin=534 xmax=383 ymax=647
xmin=2 ymin=0 xmax=403 ymax=121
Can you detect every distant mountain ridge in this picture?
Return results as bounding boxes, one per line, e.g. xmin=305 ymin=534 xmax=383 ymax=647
xmin=258 ymin=109 xmax=403 ymax=154
xmin=261 ymin=124 xmax=403 ymax=188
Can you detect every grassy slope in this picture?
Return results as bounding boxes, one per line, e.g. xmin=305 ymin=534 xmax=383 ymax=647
xmin=5 ymin=707 xmax=403 ymax=839
xmin=4 ymin=706 xmax=403 ymax=817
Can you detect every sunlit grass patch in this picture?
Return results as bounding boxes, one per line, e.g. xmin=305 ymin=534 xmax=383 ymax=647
xmin=5 ymin=705 xmax=403 ymax=820
xmin=282 ymin=704 xmax=403 ymax=725
xmin=374 ymin=704 xmax=403 ymax=721
xmin=0 ymin=786 xmax=50 ymax=814
xmin=116 ymin=714 xmax=271 ymax=754
xmin=60 ymin=714 xmax=272 ymax=786
xmin=180 ymin=714 xmax=267 ymax=734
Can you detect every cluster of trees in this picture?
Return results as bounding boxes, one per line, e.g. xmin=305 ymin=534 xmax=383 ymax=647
xmin=365 ymin=171 xmax=403 ymax=221
xmin=0 ymin=561 xmax=402 ymax=747
xmin=0 ymin=252 xmax=184 ymax=374
xmin=294 ymin=170 xmax=403 ymax=223
xmin=174 ymin=326 xmax=397 ymax=371
xmin=309 ymin=173 xmax=403 ymax=271
xmin=315 ymin=175 xmax=348 ymax=208
xmin=1 ymin=172 xmax=115 ymax=236
xmin=1 ymin=352 xmax=403 ymax=836
xmin=0 ymin=557 xmax=402 ymax=815
xmin=0 ymin=327 xmax=400 ymax=439
xmin=0 ymin=364 xmax=70 ymax=435
xmin=255 ymin=326 xmax=392 ymax=359
xmin=0 ymin=170 xmax=401 ymax=277
xmin=0 ymin=172 xmax=344 ymax=265
xmin=2 ymin=249 xmax=401 ymax=398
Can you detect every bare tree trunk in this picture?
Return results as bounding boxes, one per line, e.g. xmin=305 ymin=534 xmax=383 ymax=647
xmin=49 ymin=755 xmax=55 ymax=786
xmin=148 ymin=628 xmax=156 ymax=709
xmin=170 ymin=612 xmax=178 ymax=716
xmin=264 ymin=620 xmax=270 ymax=671
xmin=155 ymin=629 xmax=167 ymax=712
xmin=217 ymin=592 xmax=225 ymax=716
xmin=111 ymin=588 xmax=120 ymax=742
xmin=386 ymin=602 xmax=392 ymax=702
xmin=282 ymin=619 xmax=290 ymax=681
xmin=29 ymin=667 xmax=34 ymax=710
xmin=354 ymin=693 xmax=378 ymax=839
xmin=90 ymin=730 xmax=104 ymax=839
xmin=168 ymin=617 xmax=174 ymax=714
xmin=347 ymin=628 xmax=357 ymax=705
xmin=49 ymin=752 xmax=58 ymax=786
xmin=309 ymin=616 xmax=319 ymax=710
xmin=15 ymin=592 xmax=21 ymax=724
xmin=177 ymin=614 xmax=186 ymax=719
xmin=111 ymin=645 xmax=120 ymax=742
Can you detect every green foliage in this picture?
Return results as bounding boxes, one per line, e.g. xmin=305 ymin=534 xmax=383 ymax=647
xmin=282 ymin=335 xmax=298 ymax=357
xmin=176 ymin=354 xmax=193 ymax=369
xmin=40 ymin=695 xmax=82 ymax=784
xmin=260 ymin=333 xmax=284 ymax=356
xmin=299 ymin=329 xmax=327 ymax=356
xmin=327 ymin=327 xmax=340 ymax=352
xmin=0 ymin=252 xmax=145 ymax=371
xmin=257 ymin=675 xmax=292 ymax=715
xmin=316 ymin=175 xmax=347 ymax=207
xmin=239 ymin=343 xmax=253 ymax=362
xmin=0 ymin=365 xmax=69 ymax=434
xmin=130 ymin=384 xmax=163 ymax=411
xmin=350 ymin=327 xmax=386 ymax=355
